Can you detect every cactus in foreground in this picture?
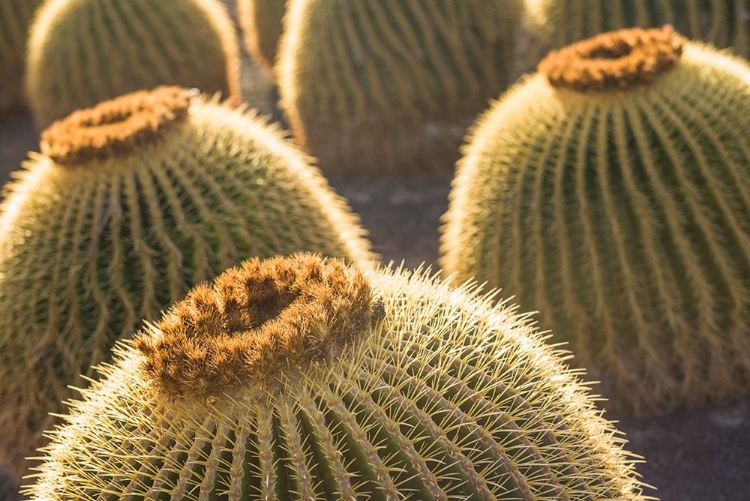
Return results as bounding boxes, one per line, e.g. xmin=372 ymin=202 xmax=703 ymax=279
xmin=441 ymin=26 xmax=750 ymax=416
xmin=277 ymin=0 xmax=523 ymax=175
xmin=26 ymin=0 xmax=241 ymax=127
xmin=238 ymin=0 xmax=288 ymax=73
xmin=26 ymin=254 xmax=646 ymax=500
xmin=0 ymin=87 xmax=373 ymax=482
xmin=532 ymin=0 xmax=749 ymax=57
xmin=0 ymin=0 xmax=43 ymax=113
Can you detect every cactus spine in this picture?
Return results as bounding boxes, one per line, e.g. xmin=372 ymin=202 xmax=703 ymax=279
xmin=533 ymin=0 xmax=749 ymax=57
xmin=0 ymin=0 xmax=43 ymax=113
xmin=26 ymin=0 xmax=241 ymax=127
xmin=277 ymin=0 xmax=523 ymax=175
xmin=238 ymin=0 xmax=288 ymax=73
xmin=0 ymin=87 xmax=373 ymax=482
xmin=441 ymin=27 xmax=750 ymax=416
xmin=26 ymin=254 xmax=646 ymax=500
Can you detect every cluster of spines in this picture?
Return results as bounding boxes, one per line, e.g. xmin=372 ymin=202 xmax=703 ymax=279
xmin=535 ymin=0 xmax=749 ymax=57
xmin=441 ymin=38 xmax=750 ymax=414
xmin=26 ymin=265 xmax=645 ymax=500
xmin=25 ymin=0 xmax=241 ymax=126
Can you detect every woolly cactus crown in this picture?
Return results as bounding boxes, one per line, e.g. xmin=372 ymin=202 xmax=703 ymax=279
xmin=27 ymin=254 xmax=645 ymax=500
xmin=277 ymin=0 xmax=523 ymax=174
xmin=441 ymin=26 xmax=750 ymax=415
xmin=531 ymin=0 xmax=749 ymax=57
xmin=26 ymin=0 xmax=241 ymax=127
xmin=0 ymin=87 xmax=372 ymax=482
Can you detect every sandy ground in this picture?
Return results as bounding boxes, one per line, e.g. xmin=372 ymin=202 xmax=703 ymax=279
xmin=1 ymin=3 xmax=749 ymax=498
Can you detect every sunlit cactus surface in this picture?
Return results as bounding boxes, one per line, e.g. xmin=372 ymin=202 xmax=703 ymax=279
xmin=27 ymin=254 xmax=645 ymax=500
xmin=26 ymin=0 xmax=241 ymax=126
xmin=0 ymin=87 xmax=372 ymax=482
xmin=238 ymin=0 xmax=288 ymax=72
xmin=0 ymin=0 xmax=43 ymax=113
xmin=441 ymin=26 xmax=750 ymax=415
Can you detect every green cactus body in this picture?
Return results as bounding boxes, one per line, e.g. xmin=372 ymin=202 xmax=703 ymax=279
xmin=532 ymin=0 xmax=749 ymax=57
xmin=0 ymin=87 xmax=373 ymax=482
xmin=277 ymin=0 xmax=523 ymax=175
xmin=238 ymin=0 xmax=288 ymax=73
xmin=0 ymin=0 xmax=43 ymax=113
xmin=26 ymin=254 xmax=646 ymax=500
xmin=25 ymin=0 xmax=242 ymax=127
xmin=440 ymin=27 xmax=750 ymax=416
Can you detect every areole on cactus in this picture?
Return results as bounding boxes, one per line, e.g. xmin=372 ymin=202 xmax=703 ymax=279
xmin=440 ymin=26 xmax=750 ymax=416
xmin=0 ymin=86 xmax=373 ymax=482
xmin=26 ymin=254 xmax=646 ymax=500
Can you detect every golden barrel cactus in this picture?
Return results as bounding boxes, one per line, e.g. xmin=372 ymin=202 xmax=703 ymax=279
xmin=0 ymin=87 xmax=372 ymax=482
xmin=26 ymin=0 xmax=241 ymax=127
xmin=531 ymin=0 xmax=749 ymax=57
xmin=277 ymin=0 xmax=523 ymax=175
xmin=441 ymin=26 xmax=750 ymax=415
xmin=0 ymin=0 xmax=43 ymax=113
xmin=238 ymin=0 xmax=288 ymax=73
xmin=26 ymin=254 xmax=645 ymax=500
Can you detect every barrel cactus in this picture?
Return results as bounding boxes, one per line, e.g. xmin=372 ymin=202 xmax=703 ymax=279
xmin=26 ymin=253 xmax=645 ymax=500
xmin=0 ymin=86 xmax=372 ymax=482
xmin=26 ymin=0 xmax=241 ymax=127
xmin=238 ymin=0 xmax=288 ymax=73
xmin=531 ymin=0 xmax=749 ymax=57
xmin=441 ymin=26 xmax=750 ymax=416
xmin=0 ymin=0 xmax=43 ymax=113
xmin=277 ymin=0 xmax=523 ymax=175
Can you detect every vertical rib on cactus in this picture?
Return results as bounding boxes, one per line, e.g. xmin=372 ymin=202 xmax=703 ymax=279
xmin=277 ymin=0 xmax=523 ymax=175
xmin=0 ymin=87 xmax=373 ymax=483
xmin=26 ymin=254 xmax=646 ymax=500
xmin=0 ymin=0 xmax=43 ymax=113
xmin=533 ymin=0 xmax=749 ymax=57
xmin=238 ymin=0 xmax=288 ymax=73
xmin=440 ymin=26 xmax=750 ymax=416
xmin=26 ymin=0 xmax=241 ymax=127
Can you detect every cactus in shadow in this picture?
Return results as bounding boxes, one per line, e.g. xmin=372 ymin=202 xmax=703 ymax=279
xmin=441 ymin=26 xmax=750 ymax=416
xmin=0 ymin=0 xmax=43 ymax=113
xmin=26 ymin=0 xmax=242 ymax=127
xmin=238 ymin=0 xmax=288 ymax=73
xmin=0 ymin=87 xmax=373 ymax=482
xmin=531 ymin=0 xmax=749 ymax=57
xmin=26 ymin=253 xmax=646 ymax=500
xmin=277 ymin=0 xmax=524 ymax=175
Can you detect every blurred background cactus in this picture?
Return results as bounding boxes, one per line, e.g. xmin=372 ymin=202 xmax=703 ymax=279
xmin=277 ymin=0 xmax=524 ymax=175
xmin=529 ymin=0 xmax=749 ymax=57
xmin=441 ymin=27 xmax=750 ymax=416
xmin=25 ymin=0 xmax=242 ymax=127
xmin=0 ymin=87 xmax=372 ymax=482
xmin=238 ymin=0 xmax=288 ymax=73
xmin=0 ymin=0 xmax=43 ymax=114
xmin=27 ymin=254 xmax=645 ymax=500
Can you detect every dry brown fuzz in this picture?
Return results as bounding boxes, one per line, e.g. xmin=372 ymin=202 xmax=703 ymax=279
xmin=134 ymin=254 xmax=384 ymax=400
xmin=40 ymin=86 xmax=195 ymax=166
xmin=538 ymin=25 xmax=685 ymax=92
